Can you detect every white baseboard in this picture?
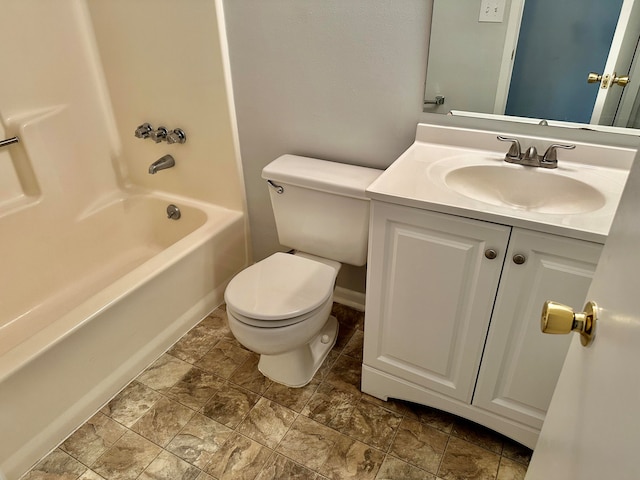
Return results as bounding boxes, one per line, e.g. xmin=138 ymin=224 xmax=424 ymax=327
xmin=333 ymin=286 xmax=366 ymax=311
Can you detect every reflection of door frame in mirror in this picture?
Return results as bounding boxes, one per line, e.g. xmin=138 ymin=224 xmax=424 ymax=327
xmin=591 ymin=0 xmax=640 ymax=126
xmin=493 ymin=0 xmax=525 ymax=115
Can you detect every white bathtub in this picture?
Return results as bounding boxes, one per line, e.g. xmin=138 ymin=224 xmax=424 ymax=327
xmin=0 ymin=192 xmax=247 ymax=478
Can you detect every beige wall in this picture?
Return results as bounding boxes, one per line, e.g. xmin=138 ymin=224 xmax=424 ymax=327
xmin=87 ymin=0 xmax=245 ymax=212
xmin=0 ymin=1 xmax=119 ymax=219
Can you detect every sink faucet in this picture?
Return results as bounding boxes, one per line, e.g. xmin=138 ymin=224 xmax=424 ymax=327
xmin=148 ymin=154 xmax=175 ymax=174
xmin=497 ymin=136 xmax=575 ymax=169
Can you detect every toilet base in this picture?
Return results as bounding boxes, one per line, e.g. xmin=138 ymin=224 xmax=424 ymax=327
xmin=258 ymin=316 xmax=338 ymax=388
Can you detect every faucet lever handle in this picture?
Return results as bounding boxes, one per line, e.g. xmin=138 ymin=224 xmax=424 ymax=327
xmin=149 ymin=126 xmax=168 ymax=143
xmin=135 ymin=123 xmax=153 ymax=139
xmin=497 ymin=136 xmax=522 ymax=159
xmin=542 ymin=143 xmax=576 ymax=163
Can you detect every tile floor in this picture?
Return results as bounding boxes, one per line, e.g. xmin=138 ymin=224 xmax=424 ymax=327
xmin=22 ymin=303 xmax=532 ymax=480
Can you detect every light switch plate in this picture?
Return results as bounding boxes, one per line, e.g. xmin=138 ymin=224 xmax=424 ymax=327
xmin=479 ymin=0 xmax=506 ymax=23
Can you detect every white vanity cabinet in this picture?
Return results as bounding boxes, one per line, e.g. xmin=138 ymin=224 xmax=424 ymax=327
xmin=362 ymin=200 xmax=602 ymax=448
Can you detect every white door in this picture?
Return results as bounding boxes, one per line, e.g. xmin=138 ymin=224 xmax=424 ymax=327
xmin=590 ymin=0 xmax=640 ymax=125
xmin=525 ymin=146 xmax=640 ymax=479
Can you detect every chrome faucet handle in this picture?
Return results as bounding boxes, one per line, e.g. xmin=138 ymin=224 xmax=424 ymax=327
xmin=542 ymin=143 xmax=576 ymax=163
xmin=149 ymin=126 xmax=168 ymax=143
xmin=497 ymin=136 xmax=522 ymax=160
xmin=135 ymin=123 xmax=153 ymax=139
xmin=166 ymin=128 xmax=187 ymax=144
xmin=523 ymin=145 xmax=538 ymax=161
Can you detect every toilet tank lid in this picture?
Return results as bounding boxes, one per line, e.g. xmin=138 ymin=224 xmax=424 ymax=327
xmin=262 ymin=155 xmax=383 ymax=199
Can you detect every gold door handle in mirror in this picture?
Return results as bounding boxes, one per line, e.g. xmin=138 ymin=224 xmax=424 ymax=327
xmin=587 ymin=72 xmax=630 ymax=89
xmin=541 ymin=300 xmax=597 ymax=346
xmin=587 ymin=72 xmax=602 ymax=84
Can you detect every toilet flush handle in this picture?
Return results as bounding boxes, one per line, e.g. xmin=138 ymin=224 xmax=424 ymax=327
xmin=267 ymin=180 xmax=284 ymax=194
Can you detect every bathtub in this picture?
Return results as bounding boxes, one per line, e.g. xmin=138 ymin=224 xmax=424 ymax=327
xmin=0 ymin=192 xmax=247 ymax=478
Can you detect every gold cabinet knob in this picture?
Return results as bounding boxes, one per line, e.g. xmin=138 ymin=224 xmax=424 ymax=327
xmin=541 ymin=300 xmax=598 ymax=346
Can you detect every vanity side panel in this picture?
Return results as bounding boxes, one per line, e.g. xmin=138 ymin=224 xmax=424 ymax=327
xmin=363 ymin=201 xmax=511 ymax=402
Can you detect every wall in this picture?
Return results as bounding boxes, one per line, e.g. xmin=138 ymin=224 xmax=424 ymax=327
xmin=223 ymin=0 xmax=431 ymax=293
xmin=86 ymin=0 xmax=245 ymax=212
xmin=424 ymin=0 xmax=515 ymax=115
xmin=0 ymin=1 xmax=119 ymax=219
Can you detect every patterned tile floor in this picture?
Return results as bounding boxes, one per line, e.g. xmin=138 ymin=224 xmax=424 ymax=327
xmin=22 ymin=304 xmax=532 ymax=480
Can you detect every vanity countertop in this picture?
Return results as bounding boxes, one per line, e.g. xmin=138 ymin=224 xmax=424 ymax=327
xmin=366 ymin=124 xmax=635 ymax=243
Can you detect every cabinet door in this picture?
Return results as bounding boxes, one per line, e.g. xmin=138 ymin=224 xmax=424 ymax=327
xmin=363 ymin=202 xmax=511 ymax=402
xmin=472 ymin=228 xmax=602 ymax=429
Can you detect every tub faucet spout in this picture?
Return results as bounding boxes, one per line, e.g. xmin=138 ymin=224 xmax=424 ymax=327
xmin=149 ymin=154 xmax=175 ymax=174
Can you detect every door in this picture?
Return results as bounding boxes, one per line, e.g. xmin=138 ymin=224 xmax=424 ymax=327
xmin=505 ymin=0 xmax=623 ymax=123
xmin=590 ymin=0 xmax=640 ymax=126
xmin=525 ymin=147 xmax=640 ymax=479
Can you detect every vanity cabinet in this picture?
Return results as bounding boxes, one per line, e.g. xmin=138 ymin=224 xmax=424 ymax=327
xmin=362 ymin=201 xmax=602 ymax=448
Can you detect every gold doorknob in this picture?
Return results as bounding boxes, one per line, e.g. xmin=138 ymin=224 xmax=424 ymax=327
xmin=614 ymin=74 xmax=630 ymax=87
xmin=587 ymin=72 xmax=602 ymax=84
xmin=587 ymin=72 xmax=630 ymax=88
xmin=541 ymin=300 xmax=598 ymax=346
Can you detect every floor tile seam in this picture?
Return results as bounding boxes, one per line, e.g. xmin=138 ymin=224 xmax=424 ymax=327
xmin=136 ymin=447 xmax=212 ymax=480
xmin=129 ymin=402 xmax=200 ymax=453
xmin=237 ymin=403 xmax=301 ymax=451
xmin=180 ymin=335 xmax=226 ymax=368
xmin=498 ymin=451 xmax=531 ymax=468
xmin=434 ymin=433 xmax=453 ymax=478
xmin=315 ymin=432 xmax=386 ymax=480
xmin=33 ymin=448 xmax=91 ymax=480
xmin=332 ymin=402 xmax=404 ymax=453
xmin=198 ymin=430 xmax=276 ymax=478
xmin=381 ymin=452 xmax=437 ymax=478
xmin=436 ymin=434 xmax=503 ymax=480
xmin=447 ymin=430 xmax=505 ymax=457
xmin=60 ymin=425 xmax=127 ymax=474
xmin=381 ymin=415 xmax=404 ymax=454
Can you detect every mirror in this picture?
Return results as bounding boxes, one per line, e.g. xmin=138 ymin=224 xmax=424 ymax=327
xmin=424 ymin=0 xmax=640 ymax=132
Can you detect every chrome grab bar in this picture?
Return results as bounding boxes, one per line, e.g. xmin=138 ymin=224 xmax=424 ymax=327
xmin=424 ymin=95 xmax=445 ymax=106
xmin=0 ymin=136 xmax=19 ymax=148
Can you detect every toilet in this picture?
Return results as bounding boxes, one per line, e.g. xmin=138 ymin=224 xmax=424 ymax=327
xmin=224 ymin=154 xmax=382 ymax=387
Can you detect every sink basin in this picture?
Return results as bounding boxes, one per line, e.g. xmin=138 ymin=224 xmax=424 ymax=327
xmin=444 ymin=165 xmax=606 ymax=214
xmin=365 ymin=124 xmax=634 ymax=243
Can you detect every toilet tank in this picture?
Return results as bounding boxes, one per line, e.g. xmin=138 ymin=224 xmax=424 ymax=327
xmin=262 ymin=155 xmax=383 ymax=266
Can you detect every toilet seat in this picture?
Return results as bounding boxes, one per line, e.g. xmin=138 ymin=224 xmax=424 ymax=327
xmin=224 ymin=252 xmax=338 ymax=325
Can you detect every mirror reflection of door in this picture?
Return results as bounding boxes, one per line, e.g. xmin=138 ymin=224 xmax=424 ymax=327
xmin=505 ymin=0 xmax=623 ymax=124
xmin=424 ymin=0 xmax=640 ymax=128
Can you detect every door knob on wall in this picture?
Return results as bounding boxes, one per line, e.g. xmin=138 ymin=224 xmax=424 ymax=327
xmin=541 ymin=300 xmax=598 ymax=346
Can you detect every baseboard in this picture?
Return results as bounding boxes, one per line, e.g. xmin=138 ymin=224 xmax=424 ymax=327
xmin=333 ymin=286 xmax=366 ymax=311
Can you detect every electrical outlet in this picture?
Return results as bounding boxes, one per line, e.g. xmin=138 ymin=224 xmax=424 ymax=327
xmin=479 ymin=0 xmax=506 ymax=23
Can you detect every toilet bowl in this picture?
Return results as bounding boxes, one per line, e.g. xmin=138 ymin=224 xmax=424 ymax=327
xmin=225 ymin=252 xmax=340 ymax=387
xmin=224 ymin=154 xmax=382 ymax=388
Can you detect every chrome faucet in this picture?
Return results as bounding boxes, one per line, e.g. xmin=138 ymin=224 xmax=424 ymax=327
xmin=148 ymin=154 xmax=175 ymax=174
xmin=497 ymin=136 xmax=575 ymax=169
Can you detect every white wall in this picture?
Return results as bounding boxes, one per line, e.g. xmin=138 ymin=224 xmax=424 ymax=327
xmin=223 ymin=0 xmax=432 ymax=292
xmin=424 ymin=0 xmax=515 ymax=115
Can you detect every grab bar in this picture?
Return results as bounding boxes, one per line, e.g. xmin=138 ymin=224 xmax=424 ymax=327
xmin=0 ymin=136 xmax=19 ymax=148
xmin=424 ymin=95 xmax=445 ymax=106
